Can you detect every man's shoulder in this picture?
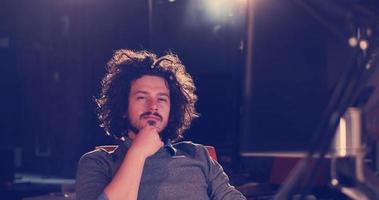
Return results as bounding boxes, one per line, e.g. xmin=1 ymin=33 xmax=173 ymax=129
xmin=173 ymin=140 xmax=204 ymax=149
xmin=79 ymin=148 xmax=110 ymax=161
xmin=79 ymin=145 xmax=121 ymax=163
xmin=173 ymin=141 xmax=210 ymax=159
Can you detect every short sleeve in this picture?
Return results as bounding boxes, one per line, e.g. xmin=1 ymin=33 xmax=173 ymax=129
xmin=76 ymin=151 xmax=112 ymax=200
xmin=200 ymin=145 xmax=247 ymax=200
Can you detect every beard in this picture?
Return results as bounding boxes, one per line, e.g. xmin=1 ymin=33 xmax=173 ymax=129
xmin=128 ymin=123 xmax=171 ymax=143
xmin=128 ymin=123 xmax=140 ymax=135
xmin=127 ymin=115 xmax=171 ymax=143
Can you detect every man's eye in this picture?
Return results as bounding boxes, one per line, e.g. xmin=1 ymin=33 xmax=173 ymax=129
xmin=158 ymin=98 xmax=167 ymax=102
xmin=137 ymin=96 xmax=145 ymax=100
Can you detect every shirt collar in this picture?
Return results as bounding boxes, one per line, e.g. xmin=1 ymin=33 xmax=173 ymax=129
xmin=164 ymin=139 xmax=177 ymax=156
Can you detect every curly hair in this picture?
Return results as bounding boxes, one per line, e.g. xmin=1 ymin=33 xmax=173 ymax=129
xmin=96 ymin=49 xmax=198 ymax=141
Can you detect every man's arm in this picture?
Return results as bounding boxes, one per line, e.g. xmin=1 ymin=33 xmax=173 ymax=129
xmin=104 ymin=126 xmax=163 ymax=200
xmin=102 ymin=146 xmax=146 ymax=200
xmin=76 ymin=152 xmax=112 ymax=200
xmin=202 ymin=145 xmax=247 ymax=200
xmin=76 ymin=125 xmax=163 ymax=200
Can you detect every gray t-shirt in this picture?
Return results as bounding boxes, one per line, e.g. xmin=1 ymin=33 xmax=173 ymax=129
xmin=76 ymin=140 xmax=246 ymax=200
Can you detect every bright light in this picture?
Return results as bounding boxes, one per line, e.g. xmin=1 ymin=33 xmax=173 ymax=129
xmin=331 ymin=179 xmax=339 ymax=186
xmin=205 ymin=0 xmax=230 ymax=21
xmin=183 ymin=0 xmax=247 ymax=28
xmin=202 ymin=0 xmax=246 ymax=22
xmin=338 ymin=118 xmax=347 ymax=157
xmin=348 ymin=37 xmax=358 ymax=47
xmin=359 ymin=40 xmax=368 ymax=50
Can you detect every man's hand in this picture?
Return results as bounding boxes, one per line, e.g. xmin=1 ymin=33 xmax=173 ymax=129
xmin=128 ymin=125 xmax=164 ymax=158
xmin=104 ymin=124 xmax=163 ymax=200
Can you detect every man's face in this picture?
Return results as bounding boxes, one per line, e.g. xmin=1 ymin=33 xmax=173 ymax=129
xmin=126 ymin=75 xmax=170 ymax=135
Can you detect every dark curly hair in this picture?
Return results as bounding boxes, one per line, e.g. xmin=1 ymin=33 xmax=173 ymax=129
xmin=96 ymin=49 xmax=198 ymax=142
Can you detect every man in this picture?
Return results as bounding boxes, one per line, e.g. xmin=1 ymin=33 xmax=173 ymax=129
xmin=76 ymin=49 xmax=246 ymax=200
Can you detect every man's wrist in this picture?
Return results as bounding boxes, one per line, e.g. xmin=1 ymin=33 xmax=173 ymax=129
xmin=127 ymin=146 xmax=149 ymax=160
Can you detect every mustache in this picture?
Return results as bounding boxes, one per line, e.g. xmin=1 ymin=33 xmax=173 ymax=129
xmin=140 ymin=111 xmax=163 ymax=121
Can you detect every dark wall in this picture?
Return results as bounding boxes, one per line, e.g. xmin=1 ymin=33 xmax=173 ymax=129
xmin=150 ymin=0 xmax=246 ymax=149
xmin=240 ymin=0 xmax=330 ymax=152
xmin=1 ymin=0 xmax=246 ymax=177
xmin=3 ymin=0 xmax=377 ymax=178
xmin=2 ymin=0 xmax=150 ymax=177
xmin=239 ymin=0 xmax=379 ymax=153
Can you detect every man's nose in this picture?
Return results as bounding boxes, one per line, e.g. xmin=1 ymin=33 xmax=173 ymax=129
xmin=147 ymin=98 xmax=158 ymax=111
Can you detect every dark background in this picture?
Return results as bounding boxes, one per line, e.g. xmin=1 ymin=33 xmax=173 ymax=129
xmin=1 ymin=0 xmax=378 ymax=182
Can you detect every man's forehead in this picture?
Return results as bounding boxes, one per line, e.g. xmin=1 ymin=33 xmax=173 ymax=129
xmin=132 ymin=90 xmax=169 ymax=96
xmin=130 ymin=75 xmax=170 ymax=94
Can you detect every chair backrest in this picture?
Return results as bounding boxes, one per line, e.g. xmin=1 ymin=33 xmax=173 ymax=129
xmin=95 ymin=145 xmax=118 ymax=153
xmin=96 ymin=145 xmax=218 ymax=161
xmin=204 ymin=146 xmax=217 ymax=161
xmin=270 ymin=156 xmax=329 ymax=185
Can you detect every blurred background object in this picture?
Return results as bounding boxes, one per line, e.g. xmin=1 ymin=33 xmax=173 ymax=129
xmin=1 ymin=0 xmax=379 ymax=199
